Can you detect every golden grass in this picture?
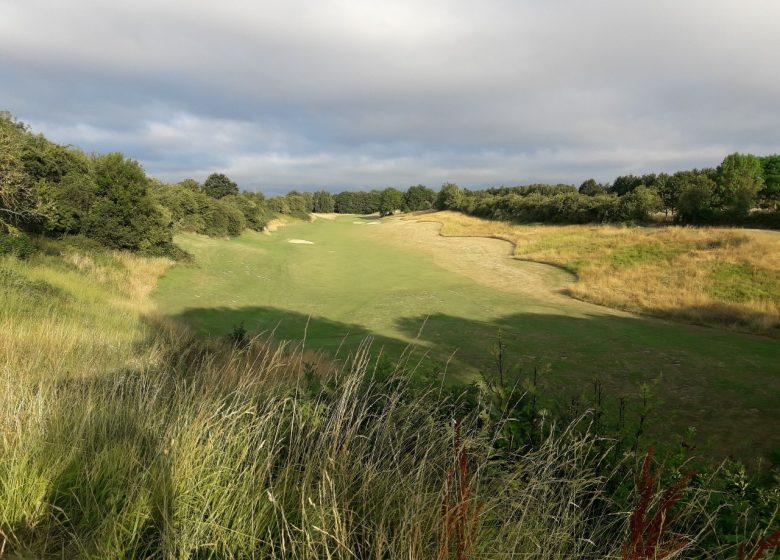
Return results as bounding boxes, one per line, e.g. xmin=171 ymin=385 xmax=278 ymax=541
xmin=413 ymin=211 xmax=780 ymax=335
xmin=0 ymin=243 xmax=174 ymax=381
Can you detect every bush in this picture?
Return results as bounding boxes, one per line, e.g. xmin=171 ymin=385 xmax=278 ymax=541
xmin=436 ymin=183 xmax=464 ymax=210
xmin=0 ymin=232 xmax=38 ymax=259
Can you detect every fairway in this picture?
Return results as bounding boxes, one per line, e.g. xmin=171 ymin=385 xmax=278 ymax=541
xmin=154 ymin=216 xmax=780 ymax=458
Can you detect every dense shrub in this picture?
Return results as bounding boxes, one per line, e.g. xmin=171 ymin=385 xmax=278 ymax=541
xmin=0 ymin=232 xmax=38 ymax=259
xmin=403 ymin=185 xmax=437 ymax=211
xmin=436 ymin=182 xmax=464 ymax=210
xmin=203 ymin=173 xmax=239 ymax=199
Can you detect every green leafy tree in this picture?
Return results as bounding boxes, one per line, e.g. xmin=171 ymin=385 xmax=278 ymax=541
xmin=312 ymin=190 xmax=336 ymax=213
xmin=378 ymin=187 xmax=403 ymax=216
xmin=217 ymin=199 xmax=246 ymax=236
xmin=617 ymin=186 xmax=662 ymax=221
xmin=718 ymin=153 xmax=764 ymax=216
xmin=758 ymin=155 xmax=780 ymax=209
xmin=203 ymin=173 xmax=239 ymax=199
xmin=268 ymin=196 xmax=290 ymax=214
xmin=285 ymin=191 xmax=309 ymax=217
xmin=37 ymin=171 xmax=98 ymax=235
xmin=436 ymin=183 xmax=464 ymax=210
xmin=675 ymin=173 xmax=716 ymax=223
xmin=403 ymin=185 xmax=437 ymax=211
xmin=178 ymin=178 xmax=202 ymax=192
xmin=579 ymin=179 xmax=607 ymax=197
xmin=83 ymin=153 xmax=171 ymax=250
xmin=0 ymin=122 xmax=32 ymax=229
xmin=653 ymin=173 xmax=678 ymax=218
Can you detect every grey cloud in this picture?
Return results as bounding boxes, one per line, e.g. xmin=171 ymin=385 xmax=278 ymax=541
xmin=1 ymin=0 xmax=778 ymax=192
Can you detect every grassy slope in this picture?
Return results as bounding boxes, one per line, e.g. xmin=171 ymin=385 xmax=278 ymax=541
xmin=422 ymin=211 xmax=780 ymax=336
xmin=154 ymin=216 xmax=780 ymax=459
xmin=1 ymin=239 xmax=172 ymax=381
xmin=0 ymin=239 xmax=638 ymax=559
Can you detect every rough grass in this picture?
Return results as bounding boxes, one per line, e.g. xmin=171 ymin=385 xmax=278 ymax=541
xmin=153 ymin=218 xmax=780 ymax=460
xmin=419 ymin=211 xmax=780 ymax=336
xmin=0 ymin=238 xmax=173 ymax=382
xmin=1 ymin=237 xmax=775 ymax=558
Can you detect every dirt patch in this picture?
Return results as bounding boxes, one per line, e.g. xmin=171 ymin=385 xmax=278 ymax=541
xmin=288 ymin=239 xmax=314 ymax=245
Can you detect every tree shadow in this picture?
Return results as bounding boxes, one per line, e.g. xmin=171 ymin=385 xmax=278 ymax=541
xmin=164 ymin=303 xmax=780 ymax=460
xmin=392 ymin=310 xmax=780 ymax=460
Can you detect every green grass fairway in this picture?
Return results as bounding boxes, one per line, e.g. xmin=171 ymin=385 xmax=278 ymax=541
xmin=154 ymin=216 xmax=780 ymax=459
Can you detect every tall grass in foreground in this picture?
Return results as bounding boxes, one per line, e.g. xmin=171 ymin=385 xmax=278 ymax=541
xmin=418 ymin=211 xmax=780 ymax=336
xmin=2 ymin=237 xmax=777 ymax=558
xmin=3 ymin=323 xmax=773 ymax=559
xmin=0 ymin=327 xmax=664 ymax=558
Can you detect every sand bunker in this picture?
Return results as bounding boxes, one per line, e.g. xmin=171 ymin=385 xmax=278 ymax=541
xmin=288 ymin=239 xmax=314 ymax=245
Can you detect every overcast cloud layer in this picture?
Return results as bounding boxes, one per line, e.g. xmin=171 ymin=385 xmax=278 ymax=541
xmin=1 ymin=0 xmax=779 ymax=193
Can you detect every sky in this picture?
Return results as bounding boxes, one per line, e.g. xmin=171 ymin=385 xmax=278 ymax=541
xmin=1 ymin=0 xmax=779 ymax=194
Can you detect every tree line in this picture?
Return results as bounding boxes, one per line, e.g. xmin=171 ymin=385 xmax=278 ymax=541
xmin=0 ymin=113 xmax=327 ymax=256
xmin=3 ymin=110 xmax=779 ymax=259
xmin=433 ymin=153 xmax=780 ymax=226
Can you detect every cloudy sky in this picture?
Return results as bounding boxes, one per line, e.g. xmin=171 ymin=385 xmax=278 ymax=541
xmin=1 ymin=0 xmax=778 ymax=194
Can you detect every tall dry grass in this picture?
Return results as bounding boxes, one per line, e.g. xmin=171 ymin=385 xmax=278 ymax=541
xmin=421 ymin=211 xmax=780 ymax=336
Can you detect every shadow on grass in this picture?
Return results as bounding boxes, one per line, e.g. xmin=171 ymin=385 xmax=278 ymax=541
xmin=167 ymin=304 xmax=780 ymax=461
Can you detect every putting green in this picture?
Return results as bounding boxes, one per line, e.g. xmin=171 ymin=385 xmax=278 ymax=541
xmin=154 ymin=215 xmax=780 ymax=459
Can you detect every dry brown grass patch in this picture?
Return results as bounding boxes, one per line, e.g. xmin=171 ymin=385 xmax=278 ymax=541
xmin=408 ymin=212 xmax=780 ymax=335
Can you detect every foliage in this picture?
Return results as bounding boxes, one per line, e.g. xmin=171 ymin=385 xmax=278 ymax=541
xmin=675 ymin=173 xmax=717 ymax=223
xmin=404 ymin=184 xmax=437 ymax=211
xmin=436 ymin=182 xmax=464 ymax=210
xmin=0 ymin=232 xmax=38 ymax=259
xmin=580 ymin=178 xmax=608 ymax=196
xmin=81 ymin=153 xmax=172 ymax=250
xmin=334 ymin=190 xmax=382 ymax=213
xmin=0 ymin=114 xmax=37 ymax=229
xmin=311 ymin=190 xmax=336 ymax=213
xmin=719 ymin=153 xmax=765 ymax=217
xmin=378 ymin=186 xmax=403 ymax=216
xmin=202 ymin=172 xmax=239 ymax=199
xmin=758 ymin=155 xmax=780 ymax=209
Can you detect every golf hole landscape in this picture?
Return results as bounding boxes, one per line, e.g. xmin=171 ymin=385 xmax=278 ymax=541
xmin=4 ymin=1 xmax=780 ymax=554
xmin=155 ymin=215 xmax=780 ymax=462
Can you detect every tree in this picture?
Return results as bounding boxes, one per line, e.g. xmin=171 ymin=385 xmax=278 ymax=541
xmin=758 ymin=155 xmax=780 ymax=209
xmin=285 ymin=191 xmax=309 ymax=216
xmin=378 ymin=187 xmax=403 ymax=216
xmin=610 ymin=175 xmax=643 ymax=196
xmin=618 ymin=186 xmax=662 ymax=221
xmin=37 ymin=171 xmax=98 ymax=235
xmin=0 ymin=118 xmax=34 ymax=229
xmin=203 ymin=173 xmax=239 ymax=199
xmin=436 ymin=183 xmax=464 ymax=210
xmin=312 ymin=190 xmax=336 ymax=213
xmin=403 ymin=185 xmax=437 ymax=211
xmin=178 ymin=178 xmax=202 ymax=192
xmin=675 ymin=173 xmax=716 ymax=223
xmin=579 ymin=179 xmax=607 ymax=197
xmin=83 ymin=153 xmax=171 ymax=250
xmin=653 ymin=173 xmax=677 ymax=218
xmin=718 ymin=153 xmax=764 ymax=216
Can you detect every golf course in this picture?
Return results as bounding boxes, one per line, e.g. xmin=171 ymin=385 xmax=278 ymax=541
xmin=154 ymin=214 xmax=780 ymax=459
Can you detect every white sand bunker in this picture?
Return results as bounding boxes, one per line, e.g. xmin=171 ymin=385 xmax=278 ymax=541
xmin=352 ymin=221 xmax=365 ymax=225
xmin=288 ymin=239 xmax=314 ymax=245
xmin=365 ymin=221 xmax=380 ymax=225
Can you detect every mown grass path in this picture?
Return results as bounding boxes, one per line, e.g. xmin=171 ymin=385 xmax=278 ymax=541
xmin=154 ymin=215 xmax=780 ymax=459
